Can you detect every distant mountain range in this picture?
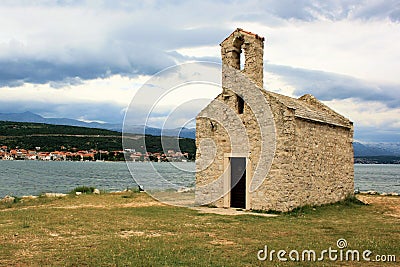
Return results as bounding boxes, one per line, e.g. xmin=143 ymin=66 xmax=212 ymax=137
xmin=0 ymin=111 xmax=196 ymax=139
xmin=1 ymin=112 xmax=399 ymax=156
xmin=353 ymin=141 xmax=400 ymax=157
xmin=0 ymin=111 xmax=122 ymax=130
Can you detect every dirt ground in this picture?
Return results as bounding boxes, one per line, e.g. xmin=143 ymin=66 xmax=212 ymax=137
xmin=2 ymin=192 xmax=399 ymax=218
xmin=192 ymin=194 xmax=400 ymax=217
xmin=357 ymin=194 xmax=400 ymax=218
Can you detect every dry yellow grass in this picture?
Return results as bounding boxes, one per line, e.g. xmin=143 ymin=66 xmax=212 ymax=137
xmin=0 ymin=192 xmax=398 ymax=266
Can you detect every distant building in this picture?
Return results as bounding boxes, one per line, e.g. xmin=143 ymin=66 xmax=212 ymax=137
xmin=195 ymin=29 xmax=354 ymax=211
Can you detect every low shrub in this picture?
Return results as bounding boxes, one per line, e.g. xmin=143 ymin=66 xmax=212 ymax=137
xmin=69 ymin=186 xmax=95 ymax=194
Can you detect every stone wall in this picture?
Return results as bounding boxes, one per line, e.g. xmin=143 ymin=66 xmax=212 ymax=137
xmin=195 ymin=64 xmax=275 ymax=207
xmin=220 ymin=28 xmax=264 ymax=88
xmin=195 ymin=114 xmax=231 ymax=207
xmin=248 ymin=93 xmax=296 ymax=211
xmin=195 ymin=29 xmax=354 ymax=211
xmin=292 ymin=118 xmax=354 ymax=206
xmin=250 ymin=96 xmax=354 ymax=211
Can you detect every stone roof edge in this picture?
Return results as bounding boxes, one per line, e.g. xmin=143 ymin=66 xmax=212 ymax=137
xmin=262 ymin=90 xmax=352 ymax=128
xmin=297 ymin=94 xmax=353 ymax=124
xmin=295 ymin=114 xmax=352 ymax=128
xmin=220 ymin=28 xmax=265 ymax=46
xmin=196 ymin=92 xmax=223 ymax=119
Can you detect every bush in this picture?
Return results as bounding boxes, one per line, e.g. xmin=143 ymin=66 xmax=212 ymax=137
xmin=70 ymin=186 xmax=95 ymax=194
xmin=338 ymin=195 xmax=367 ymax=206
xmin=251 ymin=195 xmax=366 ymax=216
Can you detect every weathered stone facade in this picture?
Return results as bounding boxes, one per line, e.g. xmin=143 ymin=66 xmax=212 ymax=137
xmin=195 ymin=28 xmax=354 ymax=212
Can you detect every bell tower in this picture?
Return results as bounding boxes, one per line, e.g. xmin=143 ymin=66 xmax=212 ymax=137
xmin=220 ymin=28 xmax=265 ymax=88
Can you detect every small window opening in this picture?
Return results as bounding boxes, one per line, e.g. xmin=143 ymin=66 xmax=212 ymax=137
xmin=240 ymin=49 xmax=245 ymax=70
xmin=237 ymin=95 xmax=244 ymax=114
xmin=210 ymin=120 xmax=216 ymax=132
xmin=232 ymin=37 xmax=244 ymax=70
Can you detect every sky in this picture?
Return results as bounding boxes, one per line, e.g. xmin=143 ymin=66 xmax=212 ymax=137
xmin=0 ymin=0 xmax=399 ymax=142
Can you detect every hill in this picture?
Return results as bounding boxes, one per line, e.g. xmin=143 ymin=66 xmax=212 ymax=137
xmin=0 ymin=120 xmax=120 ymax=136
xmin=0 ymin=112 xmax=196 ymax=139
xmin=1 ymin=120 xmax=398 ymax=161
xmin=0 ymin=121 xmax=195 ymax=155
xmin=354 ymin=155 xmax=400 ymax=164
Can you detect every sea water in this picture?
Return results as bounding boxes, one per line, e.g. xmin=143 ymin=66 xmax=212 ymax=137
xmin=0 ymin=161 xmax=398 ymax=197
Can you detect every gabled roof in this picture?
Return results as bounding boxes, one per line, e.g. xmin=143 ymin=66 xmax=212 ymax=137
xmin=220 ymin=28 xmax=265 ymax=45
xmin=264 ymin=91 xmax=352 ymax=128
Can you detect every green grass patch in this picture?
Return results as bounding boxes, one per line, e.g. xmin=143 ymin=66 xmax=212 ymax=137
xmin=0 ymin=193 xmax=398 ymax=266
xmin=252 ymin=195 xmax=368 ymax=217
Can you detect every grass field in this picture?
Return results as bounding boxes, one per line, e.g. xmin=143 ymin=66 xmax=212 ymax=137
xmin=0 ymin=192 xmax=398 ymax=266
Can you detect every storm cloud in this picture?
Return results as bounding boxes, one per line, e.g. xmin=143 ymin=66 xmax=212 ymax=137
xmin=0 ymin=1 xmax=399 ymax=86
xmin=0 ymin=0 xmax=399 ymax=142
xmin=266 ymin=64 xmax=400 ymax=108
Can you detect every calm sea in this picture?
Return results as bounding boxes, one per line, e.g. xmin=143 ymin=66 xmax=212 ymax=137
xmin=0 ymin=161 xmax=398 ymax=197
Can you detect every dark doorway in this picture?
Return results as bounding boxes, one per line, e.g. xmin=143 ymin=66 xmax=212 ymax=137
xmin=230 ymin=157 xmax=246 ymax=208
xmin=237 ymin=94 xmax=244 ymax=114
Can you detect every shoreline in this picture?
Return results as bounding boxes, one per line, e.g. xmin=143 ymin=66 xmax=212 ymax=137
xmin=0 ymin=159 xmax=195 ymax=163
xmin=2 ymin=189 xmax=399 ymax=201
xmin=0 ymin=158 xmax=398 ymax=164
xmin=0 ymin=188 xmax=139 ymax=202
xmin=0 ymin=163 xmax=398 ymax=199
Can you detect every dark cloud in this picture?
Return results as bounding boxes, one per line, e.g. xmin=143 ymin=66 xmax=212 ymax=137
xmin=0 ymin=49 xmax=176 ymax=86
xmin=87 ymin=0 xmax=400 ymax=22
xmin=0 ymin=100 xmax=125 ymax=123
xmin=254 ymin=0 xmax=400 ymax=22
xmin=352 ymin=0 xmax=400 ymax=22
xmin=0 ymin=1 xmax=398 ymax=86
xmin=0 ymin=0 xmax=398 ymax=144
xmin=266 ymin=64 xmax=400 ymax=108
xmin=0 ymin=27 xmax=226 ymax=87
xmin=166 ymin=51 xmax=220 ymax=64
xmin=49 ymin=77 xmax=83 ymax=89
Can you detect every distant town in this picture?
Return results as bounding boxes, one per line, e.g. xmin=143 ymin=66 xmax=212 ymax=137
xmin=0 ymin=146 xmax=192 ymax=162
